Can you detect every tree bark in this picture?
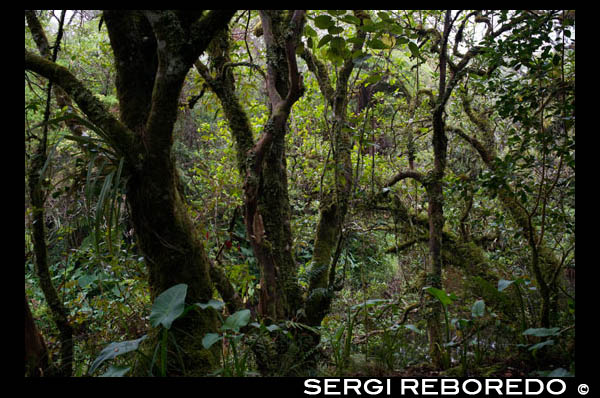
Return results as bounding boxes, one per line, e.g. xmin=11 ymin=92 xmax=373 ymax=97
xmin=301 ymin=10 xmax=367 ymax=327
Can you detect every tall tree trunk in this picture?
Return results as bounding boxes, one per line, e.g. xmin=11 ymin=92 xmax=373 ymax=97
xmin=26 ymin=10 xmax=236 ymax=376
xmin=197 ymin=11 xmax=306 ymax=324
xmin=422 ymin=10 xmax=452 ymax=369
xmin=301 ymin=11 xmax=367 ymax=327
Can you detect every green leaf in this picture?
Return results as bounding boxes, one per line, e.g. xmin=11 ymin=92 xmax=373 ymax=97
xmin=99 ymin=365 xmax=131 ymax=377
xmin=149 ymin=284 xmax=188 ymax=329
xmin=497 ymin=279 xmax=515 ymax=291
xmin=202 ymin=333 xmax=222 ymax=349
xmin=328 ymin=25 xmax=344 ymax=35
xmin=452 ymin=318 xmax=470 ymax=330
xmin=365 ymin=73 xmax=382 ymax=84
xmin=341 ymin=15 xmax=361 ymax=25
xmin=377 ymin=11 xmax=392 ymax=22
xmin=471 ymin=299 xmax=485 ymax=317
xmin=266 ymin=324 xmax=281 ymax=332
xmin=547 ymin=368 xmax=573 ymax=377
xmin=317 ymin=35 xmax=332 ymax=48
xmin=221 ymin=309 xmax=251 ymax=332
xmin=368 ymin=38 xmax=388 ymax=50
xmin=424 ymin=287 xmax=455 ymax=307
xmin=528 ymin=339 xmax=554 ymax=351
xmin=89 ymin=335 xmax=147 ymax=374
xmin=314 ymin=15 xmax=334 ymax=29
xmin=304 ymin=25 xmax=317 ymax=37
xmin=333 ymin=324 xmax=346 ymax=342
xmin=522 ymin=327 xmax=561 ymax=337
xmin=408 ymin=41 xmax=420 ymax=58
xmin=330 ymin=36 xmax=346 ymax=50
xmin=196 ymin=299 xmax=225 ymax=311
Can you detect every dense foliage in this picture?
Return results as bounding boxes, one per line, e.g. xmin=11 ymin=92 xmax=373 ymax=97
xmin=25 ymin=10 xmax=574 ymax=377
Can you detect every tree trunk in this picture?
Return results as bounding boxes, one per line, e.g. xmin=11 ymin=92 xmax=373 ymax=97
xmin=26 ymin=10 xmax=236 ymax=376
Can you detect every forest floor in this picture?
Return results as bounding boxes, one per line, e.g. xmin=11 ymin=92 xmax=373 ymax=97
xmin=341 ymin=356 xmax=533 ymax=378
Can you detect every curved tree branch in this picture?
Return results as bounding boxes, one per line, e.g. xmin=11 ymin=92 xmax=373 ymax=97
xmin=25 ymin=50 xmax=137 ymax=163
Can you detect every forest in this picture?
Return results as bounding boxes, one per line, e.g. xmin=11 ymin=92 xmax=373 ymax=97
xmin=25 ymin=10 xmax=575 ymax=378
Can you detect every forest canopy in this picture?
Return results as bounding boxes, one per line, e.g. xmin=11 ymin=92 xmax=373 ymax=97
xmin=25 ymin=10 xmax=574 ymax=378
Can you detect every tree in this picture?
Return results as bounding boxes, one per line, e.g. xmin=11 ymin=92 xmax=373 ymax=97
xmin=25 ymin=9 xmax=575 ymax=377
xmin=26 ymin=10 xmax=236 ymax=376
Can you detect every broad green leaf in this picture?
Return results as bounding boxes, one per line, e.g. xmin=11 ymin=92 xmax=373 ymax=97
xmin=341 ymin=15 xmax=361 ymax=25
xmin=149 ymin=283 xmax=188 ymax=329
xmin=408 ymin=41 xmax=420 ymax=58
xmin=368 ymin=38 xmax=388 ymax=50
xmin=528 ymin=339 xmax=554 ymax=351
xmin=202 ymin=333 xmax=222 ymax=349
xmin=304 ymin=25 xmax=317 ymax=37
xmin=196 ymin=299 xmax=225 ymax=311
xmin=317 ymin=35 xmax=333 ymax=48
xmin=424 ymin=287 xmax=455 ymax=307
xmin=497 ymin=279 xmax=515 ymax=291
xmin=266 ymin=324 xmax=281 ymax=332
xmin=221 ymin=309 xmax=251 ymax=331
xmin=471 ymin=299 xmax=485 ymax=317
xmin=330 ymin=37 xmax=346 ymax=50
xmin=89 ymin=335 xmax=147 ymax=374
xmin=99 ymin=365 xmax=131 ymax=377
xmin=328 ymin=25 xmax=344 ymax=35
xmin=522 ymin=327 xmax=561 ymax=337
xmin=314 ymin=15 xmax=334 ymax=29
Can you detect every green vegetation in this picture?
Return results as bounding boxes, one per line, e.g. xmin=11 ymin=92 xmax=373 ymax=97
xmin=25 ymin=10 xmax=574 ymax=378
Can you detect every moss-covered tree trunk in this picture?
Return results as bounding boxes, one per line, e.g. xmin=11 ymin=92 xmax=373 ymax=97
xmin=26 ymin=10 xmax=235 ymax=376
xmin=197 ymin=11 xmax=306 ymax=324
xmin=301 ymin=10 xmax=368 ymax=328
xmin=420 ymin=11 xmax=453 ymax=369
